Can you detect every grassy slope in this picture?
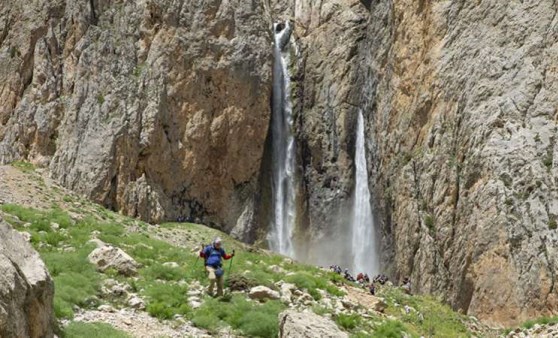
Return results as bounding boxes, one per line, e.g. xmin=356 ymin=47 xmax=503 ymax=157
xmin=0 ymin=163 xmax=503 ymax=337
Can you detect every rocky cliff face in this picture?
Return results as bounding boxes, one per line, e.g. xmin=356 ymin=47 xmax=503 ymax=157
xmin=0 ymin=217 xmax=55 ymax=338
xmin=0 ymin=0 xmax=272 ymax=228
xmin=363 ymin=0 xmax=558 ymax=326
xmin=1 ymin=0 xmax=557 ymax=327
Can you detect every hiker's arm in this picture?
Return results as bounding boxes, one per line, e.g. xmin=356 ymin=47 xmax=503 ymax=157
xmin=199 ymin=246 xmax=207 ymax=258
xmin=222 ymin=249 xmax=234 ymax=260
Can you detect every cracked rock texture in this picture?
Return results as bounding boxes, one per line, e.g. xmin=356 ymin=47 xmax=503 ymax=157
xmin=0 ymin=218 xmax=55 ymax=338
xmin=1 ymin=0 xmax=557 ymax=327
xmin=0 ymin=0 xmax=272 ymax=228
xmin=364 ymin=0 xmax=558 ymax=326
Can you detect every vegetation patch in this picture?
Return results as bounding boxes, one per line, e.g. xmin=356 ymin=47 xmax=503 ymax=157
xmin=63 ymin=322 xmax=130 ymax=338
xmin=192 ymin=294 xmax=285 ymax=337
xmin=10 ymin=160 xmax=35 ymax=173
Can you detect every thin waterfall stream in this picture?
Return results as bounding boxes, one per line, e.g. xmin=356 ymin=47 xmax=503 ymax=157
xmin=350 ymin=110 xmax=379 ymax=275
xmin=268 ymin=21 xmax=297 ymax=257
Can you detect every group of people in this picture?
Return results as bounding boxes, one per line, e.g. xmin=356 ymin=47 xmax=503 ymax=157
xmin=197 ymin=238 xmax=411 ymax=299
xmin=329 ymin=265 xmax=411 ymax=296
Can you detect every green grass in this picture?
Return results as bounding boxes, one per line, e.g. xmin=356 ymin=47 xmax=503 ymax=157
xmin=520 ymin=316 xmax=558 ymax=330
xmin=142 ymin=281 xmax=190 ymax=319
xmin=371 ymin=320 xmax=410 ymax=338
xmin=63 ymin=322 xmax=130 ymax=338
xmin=192 ymin=294 xmax=285 ymax=337
xmin=336 ymin=313 xmax=361 ymax=330
xmin=549 ymin=217 xmax=557 ymax=230
xmin=42 ymin=246 xmax=101 ymax=319
xmin=284 ymin=272 xmax=345 ymax=300
xmin=378 ymin=287 xmax=471 ymax=337
xmin=11 ymin=160 xmax=35 ymax=172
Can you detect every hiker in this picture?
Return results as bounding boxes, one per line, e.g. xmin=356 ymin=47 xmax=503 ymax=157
xmin=369 ymin=283 xmax=375 ymax=295
xmin=357 ymin=273 xmax=368 ymax=287
xmin=364 ymin=274 xmax=370 ymax=283
xmin=199 ymin=237 xmax=235 ymax=297
xmin=401 ymin=277 xmax=411 ymax=295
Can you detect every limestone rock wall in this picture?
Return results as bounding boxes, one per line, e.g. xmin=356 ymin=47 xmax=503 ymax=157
xmin=364 ymin=0 xmax=558 ymax=326
xmin=0 ymin=0 xmax=272 ymax=227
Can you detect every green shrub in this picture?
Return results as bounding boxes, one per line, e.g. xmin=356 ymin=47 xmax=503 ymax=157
xmin=372 ymin=320 xmax=408 ymax=338
xmin=336 ymin=313 xmax=360 ymax=331
xmin=143 ymin=282 xmax=190 ymax=319
xmin=10 ymin=160 xmax=35 ymax=172
xmin=142 ymin=264 xmax=185 ymax=281
xmin=63 ymin=322 xmax=130 ymax=338
xmin=42 ymin=247 xmax=100 ymax=319
xmin=549 ymin=218 xmax=557 ymax=230
xmin=285 ymin=272 xmax=343 ymax=300
xmin=521 ymin=316 xmax=558 ymax=330
xmin=424 ymin=214 xmax=434 ymax=231
xmin=192 ymin=294 xmax=284 ymax=337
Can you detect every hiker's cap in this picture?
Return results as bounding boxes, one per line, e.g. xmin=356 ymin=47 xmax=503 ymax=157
xmin=214 ymin=237 xmax=222 ymax=244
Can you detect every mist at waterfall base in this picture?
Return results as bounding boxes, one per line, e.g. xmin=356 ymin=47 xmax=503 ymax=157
xmin=266 ymin=21 xmax=379 ymax=276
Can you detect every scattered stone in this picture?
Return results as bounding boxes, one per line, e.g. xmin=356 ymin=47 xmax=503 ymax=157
xmin=87 ymin=238 xmax=106 ymax=248
xmin=279 ymin=310 xmax=348 ymax=338
xmin=18 ymin=231 xmax=32 ymax=242
xmin=88 ymin=245 xmax=138 ymax=276
xmin=268 ymin=265 xmax=286 ymax=274
xmin=163 ymin=262 xmax=179 ymax=268
xmin=279 ymin=282 xmax=296 ymax=304
xmin=249 ymin=286 xmax=281 ymax=301
xmin=128 ymin=295 xmax=146 ymax=310
xmin=50 ymin=222 xmax=60 ymax=230
xmin=98 ymin=304 xmax=115 ymax=313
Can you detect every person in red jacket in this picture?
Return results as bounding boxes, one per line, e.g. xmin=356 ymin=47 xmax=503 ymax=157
xmin=199 ymin=237 xmax=234 ymax=297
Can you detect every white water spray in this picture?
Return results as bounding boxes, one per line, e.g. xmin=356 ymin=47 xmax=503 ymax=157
xmin=268 ymin=21 xmax=297 ymax=257
xmin=350 ymin=110 xmax=379 ymax=275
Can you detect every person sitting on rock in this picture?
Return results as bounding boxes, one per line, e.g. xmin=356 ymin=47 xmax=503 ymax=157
xmin=364 ymin=274 xmax=370 ymax=283
xmin=199 ymin=237 xmax=234 ymax=297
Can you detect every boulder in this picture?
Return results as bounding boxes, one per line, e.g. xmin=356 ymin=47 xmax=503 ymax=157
xmin=88 ymin=245 xmax=138 ymax=276
xmin=0 ymin=220 xmax=55 ymax=338
xmin=248 ymin=286 xmax=280 ymax=301
xmin=279 ymin=310 xmax=348 ymax=338
xmin=279 ymin=282 xmax=296 ymax=304
xmin=128 ymin=295 xmax=146 ymax=310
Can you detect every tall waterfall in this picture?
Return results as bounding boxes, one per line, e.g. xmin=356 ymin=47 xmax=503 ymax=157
xmin=268 ymin=21 xmax=297 ymax=257
xmin=350 ymin=110 xmax=379 ymax=275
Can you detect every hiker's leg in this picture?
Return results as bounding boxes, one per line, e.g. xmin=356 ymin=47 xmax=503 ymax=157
xmin=206 ymin=266 xmax=216 ymax=296
xmin=217 ymin=275 xmax=224 ymax=296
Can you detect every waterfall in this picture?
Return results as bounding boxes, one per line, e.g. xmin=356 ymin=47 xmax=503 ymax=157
xmin=268 ymin=21 xmax=297 ymax=257
xmin=350 ymin=110 xmax=379 ymax=275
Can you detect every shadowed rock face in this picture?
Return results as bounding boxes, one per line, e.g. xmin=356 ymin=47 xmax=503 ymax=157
xmin=0 ymin=218 xmax=55 ymax=338
xmin=1 ymin=0 xmax=557 ymax=326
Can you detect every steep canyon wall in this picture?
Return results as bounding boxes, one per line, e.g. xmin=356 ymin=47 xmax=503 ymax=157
xmin=1 ymin=0 xmax=557 ymax=326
